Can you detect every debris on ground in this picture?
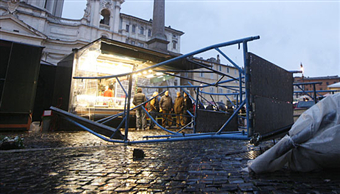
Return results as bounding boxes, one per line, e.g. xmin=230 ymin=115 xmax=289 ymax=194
xmin=0 ymin=136 xmax=24 ymax=150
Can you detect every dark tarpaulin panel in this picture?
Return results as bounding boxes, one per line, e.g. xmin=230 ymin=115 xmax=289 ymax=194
xmin=248 ymin=52 xmax=293 ymax=136
xmin=0 ymin=42 xmax=42 ymax=112
xmin=52 ymin=53 xmax=74 ymax=111
xmin=196 ymin=109 xmax=238 ymax=132
xmin=0 ymin=40 xmax=43 ymax=130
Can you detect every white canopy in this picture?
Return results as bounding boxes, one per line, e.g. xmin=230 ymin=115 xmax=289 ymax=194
xmin=328 ymin=82 xmax=340 ymax=88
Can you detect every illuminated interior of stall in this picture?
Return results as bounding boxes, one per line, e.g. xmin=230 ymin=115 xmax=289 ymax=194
xmin=70 ymin=46 xmax=165 ymax=114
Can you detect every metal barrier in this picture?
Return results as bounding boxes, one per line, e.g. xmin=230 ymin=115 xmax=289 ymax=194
xmin=51 ymin=35 xmax=296 ymax=144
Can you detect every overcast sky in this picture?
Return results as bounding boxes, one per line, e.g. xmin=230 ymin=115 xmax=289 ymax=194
xmin=63 ymin=0 xmax=340 ymax=77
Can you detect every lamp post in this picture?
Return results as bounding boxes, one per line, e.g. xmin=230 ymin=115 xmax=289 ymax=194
xmin=300 ymin=63 xmax=304 ymax=92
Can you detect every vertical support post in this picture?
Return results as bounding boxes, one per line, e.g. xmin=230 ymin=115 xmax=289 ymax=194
xmin=124 ymin=67 xmax=134 ymax=142
xmin=239 ymin=71 xmax=243 ymax=103
xmin=313 ymin=83 xmax=317 ymax=103
xmin=243 ymin=41 xmax=253 ymax=137
xmin=193 ymin=87 xmax=199 ymax=133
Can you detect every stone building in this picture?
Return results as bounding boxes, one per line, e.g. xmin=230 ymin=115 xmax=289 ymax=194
xmin=0 ymin=0 xmax=184 ymax=65
xmin=189 ymin=56 xmax=242 ymax=106
xmin=294 ymin=75 xmax=340 ymax=97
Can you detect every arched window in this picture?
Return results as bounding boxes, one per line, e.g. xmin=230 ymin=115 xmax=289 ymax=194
xmin=139 ymin=26 xmax=144 ymax=35
xmin=100 ymin=9 xmax=110 ymax=25
xmin=132 ymin=25 xmax=136 ymax=33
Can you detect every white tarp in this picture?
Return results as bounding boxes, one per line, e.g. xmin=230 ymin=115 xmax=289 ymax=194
xmin=248 ymin=93 xmax=340 ymax=173
xmin=328 ymin=82 xmax=340 ymax=88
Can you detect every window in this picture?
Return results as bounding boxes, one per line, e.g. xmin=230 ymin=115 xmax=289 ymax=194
xmin=234 ymin=69 xmax=237 ymax=75
xmin=126 ymin=24 xmax=129 ymax=32
xmin=219 ymin=65 xmax=222 ymax=71
xmin=200 ymin=71 xmax=204 ymax=77
xmin=219 ymin=88 xmax=223 ymax=93
xmin=172 ymin=40 xmax=177 ymax=49
xmin=138 ymin=42 xmax=144 ymax=47
xmin=210 ymin=87 xmax=214 ymax=93
xmin=184 ymin=72 xmax=188 ymax=77
xmin=326 ymin=82 xmax=329 ymax=85
xmin=132 ymin=25 xmax=136 ymax=33
xmin=211 ymin=64 xmax=214 ymax=79
xmin=100 ymin=9 xmax=110 ymax=25
xmin=131 ymin=40 xmax=135 ymax=45
xmin=226 ymin=67 xmax=230 ymax=73
xmin=148 ymin=29 xmax=152 ymax=37
xmin=139 ymin=26 xmax=144 ymax=35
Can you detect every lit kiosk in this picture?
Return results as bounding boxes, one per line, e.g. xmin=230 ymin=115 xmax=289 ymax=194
xmin=53 ymin=37 xmax=194 ymax=128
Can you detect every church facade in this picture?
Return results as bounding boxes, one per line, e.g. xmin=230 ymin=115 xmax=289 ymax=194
xmin=0 ymin=0 xmax=184 ymax=65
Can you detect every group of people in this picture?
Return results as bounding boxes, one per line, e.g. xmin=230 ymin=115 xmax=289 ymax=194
xmin=132 ymin=88 xmax=193 ymax=130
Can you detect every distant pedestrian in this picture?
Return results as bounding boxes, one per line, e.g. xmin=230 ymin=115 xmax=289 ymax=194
xmin=133 ymin=88 xmax=147 ymax=130
xmin=174 ymin=91 xmax=184 ymax=128
xmin=159 ymin=91 xmax=173 ymax=128
xmin=183 ymin=92 xmax=193 ymax=125
xmin=148 ymin=91 xmax=159 ymax=129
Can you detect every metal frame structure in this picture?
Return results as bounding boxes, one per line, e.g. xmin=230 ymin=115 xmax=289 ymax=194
xmin=52 ymin=36 xmax=263 ymax=144
xmin=293 ymin=82 xmax=340 ymax=103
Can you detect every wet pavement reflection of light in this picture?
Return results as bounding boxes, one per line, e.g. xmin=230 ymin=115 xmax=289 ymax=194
xmin=1 ymin=130 xmax=340 ymax=193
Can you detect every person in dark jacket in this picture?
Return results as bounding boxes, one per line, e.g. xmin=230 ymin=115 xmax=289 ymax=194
xmin=174 ymin=92 xmax=184 ymax=127
xmin=183 ymin=92 xmax=193 ymax=125
xmin=148 ymin=91 xmax=159 ymax=129
xmin=133 ymin=88 xmax=147 ymax=130
xmin=159 ymin=90 xmax=173 ymax=128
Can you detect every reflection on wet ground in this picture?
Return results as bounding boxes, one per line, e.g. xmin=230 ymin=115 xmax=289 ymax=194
xmin=1 ymin=130 xmax=339 ymax=193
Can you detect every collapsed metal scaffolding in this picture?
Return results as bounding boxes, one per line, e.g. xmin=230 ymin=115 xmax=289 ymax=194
xmin=51 ymin=36 xmax=272 ymax=144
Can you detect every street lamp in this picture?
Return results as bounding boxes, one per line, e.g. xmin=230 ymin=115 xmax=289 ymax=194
xmin=300 ymin=63 xmax=304 ymax=94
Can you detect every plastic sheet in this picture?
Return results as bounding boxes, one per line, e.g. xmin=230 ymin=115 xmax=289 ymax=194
xmin=248 ymin=93 xmax=340 ymax=173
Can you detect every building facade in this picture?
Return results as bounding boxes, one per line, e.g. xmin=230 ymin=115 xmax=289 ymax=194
xmin=190 ymin=56 xmax=242 ymax=106
xmin=294 ymin=75 xmax=340 ymax=97
xmin=0 ymin=0 xmax=184 ymax=65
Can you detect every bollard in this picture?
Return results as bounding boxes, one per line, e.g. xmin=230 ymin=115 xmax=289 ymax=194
xmin=41 ymin=110 xmax=52 ymax=132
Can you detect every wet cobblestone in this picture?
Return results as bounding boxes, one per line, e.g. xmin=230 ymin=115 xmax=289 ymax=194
xmin=1 ymin=130 xmax=340 ymax=193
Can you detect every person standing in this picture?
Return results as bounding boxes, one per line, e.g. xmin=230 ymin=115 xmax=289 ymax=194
xmin=174 ymin=91 xmax=184 ymax=128
xmin=183 ymin=92 xmax=193 ymax=125
xmin=133 ymin=88 xmax=147 ymax=130
xmin=159 ymin=91 xmax=173 ymax=128
xmin=104 ymin=84 xmax=114 ymax=97
xmin=148 ymin=91 xmax=159 ymax=129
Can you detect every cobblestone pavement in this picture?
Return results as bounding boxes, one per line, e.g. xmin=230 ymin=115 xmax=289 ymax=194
xmin=1 ymin=130 xmax=340 ymax=193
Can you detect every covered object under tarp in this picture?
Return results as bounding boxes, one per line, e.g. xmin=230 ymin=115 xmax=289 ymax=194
xmin=248 ymin=93 xmax=340 ymax=173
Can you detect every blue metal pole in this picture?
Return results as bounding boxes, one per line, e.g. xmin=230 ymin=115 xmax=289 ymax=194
xmin=128 ymin=133 xmax=250 ymax=144
xmin=215 ymin=100 xmax=246 ymax=134
xmin=225 ymin=95 xmax=235 ymax=107
xmin=73 ymin=36 xmax=260 ymax=80
xmin=193 ymin=87 xmax=199 ymax=133
xmin=124 ymin=73 xmax=133 ymax=142
xmin=215 ymin=48 xmax=243 ymax=73
xmin=141 ymin=106 xmax=177 ymax=134
xmin=64 ymin=117 xmax=125 ymax=143
xmin=243 ymin=41 xmax=253 ymax=137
